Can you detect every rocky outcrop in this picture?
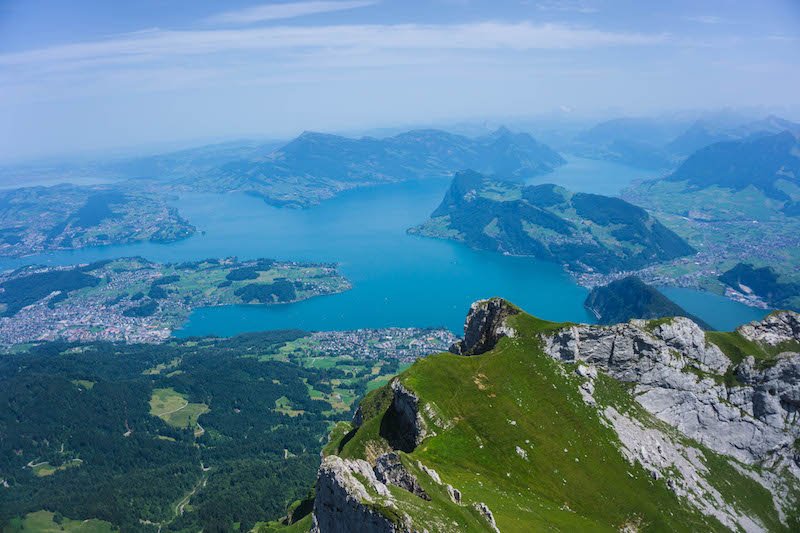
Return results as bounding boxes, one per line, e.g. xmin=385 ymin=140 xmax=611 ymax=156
xmin=734 ymin=355 xmax=800 ymax=431
xmin=541 ymin=314 xmax=800 ymax=468
xmin=381 ymin=379 xmax=427 ymax=452
xmin=738 ymin=311 xmax=800 ymax=346
xmin=450 ymin=298 xmax=519 ymax=356
xmin=473 ymin=502 xmax=500 ymax=533
xmin=374 ymin=453 xmax=429 ymax=500
xmin=312 ymin=456 xmax=404 ymax=533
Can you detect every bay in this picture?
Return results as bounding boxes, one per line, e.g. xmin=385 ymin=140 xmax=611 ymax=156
xmin=0 ymin=158 xmax=767 ymax=336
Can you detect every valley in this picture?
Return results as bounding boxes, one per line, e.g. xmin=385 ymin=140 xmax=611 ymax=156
xmin=0 ymin=328 xmax=455 ymax=532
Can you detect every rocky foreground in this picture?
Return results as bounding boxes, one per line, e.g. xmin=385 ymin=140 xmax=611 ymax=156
xmin=301 ymin=300 xmax=800 ymax=532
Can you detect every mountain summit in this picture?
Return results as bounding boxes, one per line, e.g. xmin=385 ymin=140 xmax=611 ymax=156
xmin=302 ymin=300 xmax=800 ymax=532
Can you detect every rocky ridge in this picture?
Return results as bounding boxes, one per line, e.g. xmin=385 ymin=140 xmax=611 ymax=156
xmin=541 ymin=312 xmax=800 ymax=469
xmin=305 ymin=301 xmax=800 ymax=532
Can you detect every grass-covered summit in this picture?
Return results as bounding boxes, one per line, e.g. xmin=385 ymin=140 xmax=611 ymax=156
xmin=410 ymin=170 xmax=694 ymax=274
xmin=302 ymin=299 xmax=800 ymax=532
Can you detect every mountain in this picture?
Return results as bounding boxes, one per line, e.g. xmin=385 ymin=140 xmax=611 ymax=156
xmin=585 ymin=276 xmax=712 ymax=328
xmin=569 ymin=117 xmax=686 ymax=169
xmin=302 ymin=299 xmax=800 ymax=532
xmin=665 ymin=131 xmax=800 ymax=201
xmin=621 ymin=131 xmax=800 ymax=314
xmin=195 ymin=128 xmax=566 ymax=207
xmin=666 ymin=115 xmax=800 ymax=158
xmin=719 ymin=263 xmax=800 ymax=311
xmin=410 ymin=171 xmax=695 ymax=274
xmin=664 ymin=120 xmax=739 ymax=157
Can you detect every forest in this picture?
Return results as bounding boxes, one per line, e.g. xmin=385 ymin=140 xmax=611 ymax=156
xmin=0 ymin=330 xmax=396 ymax=532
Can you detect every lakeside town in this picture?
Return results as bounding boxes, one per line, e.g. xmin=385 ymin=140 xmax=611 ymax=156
xmin=0 ymin=257 xmax=350 ymax=347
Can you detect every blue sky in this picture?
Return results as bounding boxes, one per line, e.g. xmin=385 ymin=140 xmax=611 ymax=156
xmin=1 ymin=0 xmax=799 ymax=160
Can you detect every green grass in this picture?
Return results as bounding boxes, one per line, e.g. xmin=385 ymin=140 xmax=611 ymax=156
xmin=334 ymin=311 xmax=729 ymax=532
xmin=149 ymin=387 xmax=208 ymax=431
xmin=4 ymin=511 xmax=115 ymax=533
xmin=31 ymin=459 xmax=82 ymax=477
xmin=274 ymin=396 xmax=305 ymax=417
xmin=70 ymin=379 xmax=95 ymax=390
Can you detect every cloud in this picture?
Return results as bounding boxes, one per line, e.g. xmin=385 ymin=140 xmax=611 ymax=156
xmin=0 ymin=22 xmax=667 ymax=70
xmin=534 ymin=1 xmax=598 ymax=14
xmin=683 ymin=15 xmax=728 ymax=25
xmin=206 ymin=0 xmax=377 ymax=25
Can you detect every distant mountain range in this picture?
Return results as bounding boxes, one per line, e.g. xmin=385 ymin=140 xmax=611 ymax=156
xmin=410 ymin=170 xmax=695 ymax=274
xmin=175 ymin=127 xmax=565 ymax=207
xmin=665 ymin=131 xmax=800 ymax=206
xmin=568 ymin=113 xmax=800 ymax=170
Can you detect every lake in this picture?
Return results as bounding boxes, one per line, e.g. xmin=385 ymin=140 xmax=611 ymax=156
xmin=0 ymin=156 xmax=768 ymax=334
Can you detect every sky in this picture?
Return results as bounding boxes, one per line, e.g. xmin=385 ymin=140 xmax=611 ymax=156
xmin=0 ymin=0 xmax=799 ymax=161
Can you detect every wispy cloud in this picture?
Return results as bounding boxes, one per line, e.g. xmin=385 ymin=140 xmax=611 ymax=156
xmin=0 ymin=22 xmax=667 ymax=69
xmin=534 ymin=1 xmax=598 ymax=14
xmin=683 ymin=15 xmax=728 ymax=25
xmin=206 ymin=0 xmax=377 ymax=25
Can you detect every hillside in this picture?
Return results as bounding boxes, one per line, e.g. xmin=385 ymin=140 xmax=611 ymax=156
xmin=183 ymin=128 xmax=565 ymax=207
xmin=568 ymin=117 xmax=684 ymax=169
xmin=665 ymin=115 xmax=800 ymax=157
xmin=719 ymin=263 xmax=800 ymax=311
xmin=303 ymin=299 xmax=800 ymax=532
xmin=0 ymin=184 xmax=195 ymax=257
xmin=584 ymin=276 xmax=712 ymax=328
xmin=664 ymin=131 xmax=800 ymax=202
xmin=0 ymin=328 xmax=455 ymax=532
xmin=621 ymin=131 xmax=800 ymax=309
xmin=410 ymin=170 xmax=694 ymax=274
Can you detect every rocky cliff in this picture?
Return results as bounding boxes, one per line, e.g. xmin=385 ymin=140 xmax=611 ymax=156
xmin=306 ymin=303 xmax=800 ymax=532
xmin=449 ymin=298 xmax=519 ymax=356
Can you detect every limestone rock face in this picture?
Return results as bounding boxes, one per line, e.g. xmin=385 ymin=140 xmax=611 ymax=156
xmin=738 ymin=311 xmax=800 ymax=346
xmin=541 ymin=314 xmax=800 ymax=467
xmin=312 ymin=456 xmax=401 ymax=533
xmin=383 ymin=379 xmax=427 ymax=452
xmin=450 ymin=298 xmax=519 ymax=356
xmin=734 ymin=354 xmax=800 ymax=430
xmin=374 ymin=452 xmax=430 ymax=501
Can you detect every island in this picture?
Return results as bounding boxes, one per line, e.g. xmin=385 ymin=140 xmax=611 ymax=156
xmin=0 ymin=184 xmax=195 ymax=257
xmin=0 ymin=256 xmax=350 ymax=346
xmin=409 ymin=170 xmax=695 ymax=274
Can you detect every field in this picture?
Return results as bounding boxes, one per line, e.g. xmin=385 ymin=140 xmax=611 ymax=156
xmin=621 ymin=180 xmax=800 ymax=307
xmin=31 ymin=459 xmax=83 ymax=477
xmin=3 ymin=511 xmax=115 ymax=533
xmin=149 ymin=387 xmax=208 ymax=432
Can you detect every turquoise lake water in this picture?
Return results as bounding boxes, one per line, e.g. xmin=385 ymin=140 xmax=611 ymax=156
xmin=0 ymin=156 xmax=768 ymax=334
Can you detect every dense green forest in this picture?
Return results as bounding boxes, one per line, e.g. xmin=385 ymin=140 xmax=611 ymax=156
xmin=585 ymin=276 xmax=712 ymax=328
xmin=0 ymin=331 xmax=402 ymax=532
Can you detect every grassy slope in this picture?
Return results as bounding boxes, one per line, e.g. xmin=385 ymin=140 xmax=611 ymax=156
xmin=3 ymin=511 xmax=115 ymax=533
xmin=329 ymin=313 xmax=739 ymax=532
